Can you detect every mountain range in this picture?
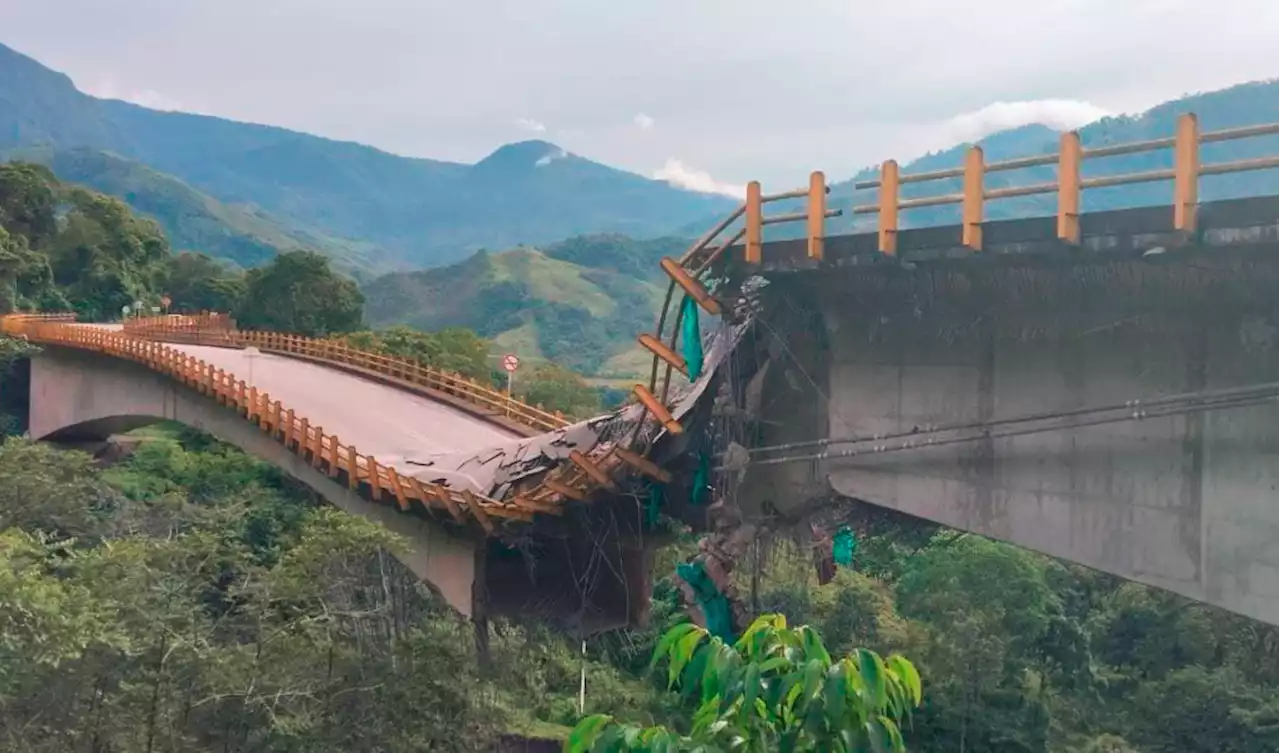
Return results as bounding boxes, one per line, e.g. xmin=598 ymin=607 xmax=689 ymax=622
xmin=3 ymin=38 xmax=1276 ymax=379
xmin=0 ymin=41 xmax=734 ymax=274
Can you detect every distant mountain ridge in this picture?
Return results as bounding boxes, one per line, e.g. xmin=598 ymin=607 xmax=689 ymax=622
xmin=0 ymin=41 xmax=736 ymax=271
xmin=363 ymin=234 xmax=685 ymax=376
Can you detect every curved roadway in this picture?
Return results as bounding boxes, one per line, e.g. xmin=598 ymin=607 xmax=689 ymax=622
xmin=159 ymin=340 xmax=520 ymax=470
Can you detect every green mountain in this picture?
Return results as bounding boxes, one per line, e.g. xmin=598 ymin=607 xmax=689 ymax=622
xmin=0 ymin=42 xmax=736 ymax=270
xmin=7 ymin=146 xmax=389 ymax=277
xmin=363 ymin=235 xmax=687 ymax=376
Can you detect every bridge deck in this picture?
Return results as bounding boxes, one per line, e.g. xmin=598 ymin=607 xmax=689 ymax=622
xmin=166 ymin=343 xmax=518 ymax=464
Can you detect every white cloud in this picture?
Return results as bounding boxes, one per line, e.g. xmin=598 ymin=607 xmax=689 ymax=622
xmin=633 ymin=112 xmax=655 ymax=130
xmin=653 ymin=158 xmax=741 ymax=197
xmin=81 ymin=76 xmax=186 ymax=111
xmin=515 ymin=117 xmax=547 ymax=134
xmin=535 ymin=148 xmax=568 ymax=166
xmin=943 ymin=99 xmax=1114 ymax=143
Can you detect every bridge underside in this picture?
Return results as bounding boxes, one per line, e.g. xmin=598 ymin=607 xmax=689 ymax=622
xmin=28 ymin=346 xmax=648 ymax=633
xmin=731 ymin=240 xmax=1277 ymax=624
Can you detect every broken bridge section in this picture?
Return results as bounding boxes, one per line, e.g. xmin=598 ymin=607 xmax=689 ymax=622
xmin=725 ymin=200 xmax=1278 ymax=625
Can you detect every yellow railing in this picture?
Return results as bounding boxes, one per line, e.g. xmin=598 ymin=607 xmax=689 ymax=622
xmin=122 ymin=313 xmax=570 ymax=435
xmin=851 ymin=114 xmax=1278 ymax=254
xmin=2 ymin=314 xmax=537 ymax=532
xmin=6 ymin=312 xmax=674 ymax=529
xmin=719 ymin=113 xmax=1277 ymax=261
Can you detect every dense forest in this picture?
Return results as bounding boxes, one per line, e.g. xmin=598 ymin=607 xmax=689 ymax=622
xmin=0 ymin=420 xmax=1274 ymax=752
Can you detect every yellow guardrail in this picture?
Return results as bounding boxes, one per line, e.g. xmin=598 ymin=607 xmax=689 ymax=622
xmin=2 ymin=314 xmax=545 ymax=532
xmin=121 ymin=313 xmax=570 ymax=435
xmin=724 ymin=113 xmax=1279 ymax=262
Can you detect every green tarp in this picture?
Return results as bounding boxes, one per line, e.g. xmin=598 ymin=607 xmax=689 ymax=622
xmin=677 ymin=561 xmax=735 ymax=641
xmin=645 ymin=482 xmax=663 ymax=527
xmin=690 ymin=452 xmax=710 ymax=506
xmin=680 ymin=295 xmax=703 ymax=381
xmin=833 ymin=526 xmax=858 ymax=568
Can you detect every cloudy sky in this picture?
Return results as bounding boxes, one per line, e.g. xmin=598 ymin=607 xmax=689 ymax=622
xmin=2 ymin=0 xmax=1276 ymax=194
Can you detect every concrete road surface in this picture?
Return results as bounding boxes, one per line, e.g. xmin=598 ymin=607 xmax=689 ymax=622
xmin=163 ymin=342 xmax=518 ymax=465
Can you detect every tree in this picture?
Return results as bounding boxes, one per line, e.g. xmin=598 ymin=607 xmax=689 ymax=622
xmin=235 ymin=250 xmax=364 ymax=336
xmin=0 ymin=225 xmax=64 ymax=313
xmin=894 ymin=537 xmax=1058 ymax=753
xmin=520 ymin=362 xmax=601 ymax=419
xmin=163 ymin=251 xmax=246 ymax=313
xmin=336 ymin=325 xmax=491 ymax=381
xmin=567 ymin=614 xmax=922 ymax=752
xmin=0 ymin=163 xmax=59 ymax=250
xmin=47 ymin=188 xmax=171 ymax=320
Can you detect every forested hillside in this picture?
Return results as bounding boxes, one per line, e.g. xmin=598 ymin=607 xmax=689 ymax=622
xmin=0 ymin=424 xmax=1273 ymax=752
xmin=363 ymin=235 xmax=685 ymax=376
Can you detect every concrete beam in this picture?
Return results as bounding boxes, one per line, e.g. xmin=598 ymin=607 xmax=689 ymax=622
xmin=739 ymin=244 xmax=1278 ymax=624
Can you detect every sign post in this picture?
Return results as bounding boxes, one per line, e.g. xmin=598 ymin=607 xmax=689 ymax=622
xmin=501 ymin=353 xmax=520 ymax=415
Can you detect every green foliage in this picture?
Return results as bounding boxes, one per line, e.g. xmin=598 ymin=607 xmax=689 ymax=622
xmin=40 ymin=146 xmax=390 ymax=273
xmin=0 ymin=437 xmax=120 ymax=538
xmin=568 ymin=614 xmax=922 ymax=752
xmin=0 ymin=161 xmax=59 ymax=248
xmin=236 ymin=250 xmax=364 ymax=336
xmin=0 ymin=161 xmax=178 ymax=319
xmin=47 ymin=186 xmax=172 ymax=321
xmin=0 ymin=429 xmax=684 ymax=751
xmin=518 ymin=362 xmax=603 ymax=419
xmin=335 ymin=324 xmax=491 ymax=382
xmin=363 ymin=241 xmax=665 ymax=376
xmin=163 ymin=251 xmax=247 ymax=313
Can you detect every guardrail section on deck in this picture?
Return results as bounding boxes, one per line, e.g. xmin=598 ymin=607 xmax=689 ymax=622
xmin=122 ymin=314 xmax=570 ymax=434
xmin=1 ymin=315 xmax=534 ymax=534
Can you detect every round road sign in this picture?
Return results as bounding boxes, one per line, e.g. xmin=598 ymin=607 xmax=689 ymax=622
xmin=501 ymin=353 xmax=520 ymax=373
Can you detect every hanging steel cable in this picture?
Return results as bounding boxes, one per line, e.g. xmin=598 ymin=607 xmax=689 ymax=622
xmin=723 ymin=382 xmax=1277 ymax=469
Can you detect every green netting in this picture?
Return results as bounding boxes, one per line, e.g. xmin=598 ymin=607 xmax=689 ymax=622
xmin=645 ymin=482 xmax=664 ymax=527
xmin=679 ymin=295 xmax=704 ymax=382
xmin=677 ymin=561 xmax=735 ymax=641
xmin=690 ymin=452 xmax=710 ymax=506
xmin=833 ymin=526 xmax=858 ymax=568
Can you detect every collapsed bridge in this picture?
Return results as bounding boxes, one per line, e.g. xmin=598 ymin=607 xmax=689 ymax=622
xmin=6 ymin=112 xmax=1277 ymax=630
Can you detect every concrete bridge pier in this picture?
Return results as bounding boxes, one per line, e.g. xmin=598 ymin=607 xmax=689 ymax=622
xmin=738 ymin=247 xmax=1278 ymax=625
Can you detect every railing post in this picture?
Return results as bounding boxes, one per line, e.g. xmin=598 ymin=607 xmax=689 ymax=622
xmin=1057 ymin=131 xmax=1082 ymax=245
xmin=1174 ymin=113 xmax=1200 ymax=234
xmin=878 ymin=160 xmax=900 ymax=255
xmin=745 ymin=180 xmax=763 ymax=264
xmin=962 ymin=146 xmax=984 ymax=251
xmin=807 ymin=171 xmax=825 ymax=261
xmin=368 ymin=457 xmax=382 ymax=501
